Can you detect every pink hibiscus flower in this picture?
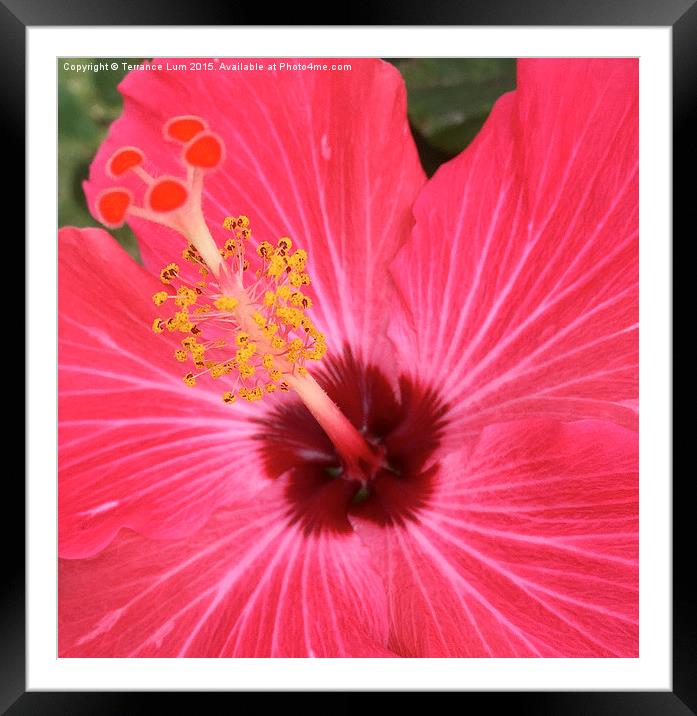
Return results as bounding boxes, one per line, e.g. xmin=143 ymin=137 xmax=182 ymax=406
xmin=58 ymin=57 xmax=638 ymax=657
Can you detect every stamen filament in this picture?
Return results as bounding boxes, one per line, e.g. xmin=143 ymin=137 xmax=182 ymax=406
xmin=285 ymin=371 xmax=382 ymax=479
xmin=178 ymin=212 xmax=223 ymax=278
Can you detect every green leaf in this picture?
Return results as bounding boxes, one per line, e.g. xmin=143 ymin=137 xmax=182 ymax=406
xmin=58 ymin=83 xmax=99 ymax=142
xmin=395 ymin=58 xmax=516 ymax=156
xmin=58 ymin=58 xmax=143 ymax=261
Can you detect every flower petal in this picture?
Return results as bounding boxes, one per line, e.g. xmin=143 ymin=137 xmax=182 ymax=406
xmin=390 ymin=59 xmax=638 ymax=437
xmin=352 ymin=419 xmax=638 ymax=657
xmin=59 ymin=485 xmax=392 ymax=657
xmin=59 ymin=227 xmax=268 ymax=558
xmin=84 ymin=58 xmax=426 ymax=362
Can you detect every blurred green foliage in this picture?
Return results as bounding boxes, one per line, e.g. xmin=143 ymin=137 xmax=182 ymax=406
xmin=393 ymin=59 xmax=516 ymax=153
xmin=58 ymin=58 xmax=515 ymax=258
xmin=59 ymin=58 xmax=143 ymax=258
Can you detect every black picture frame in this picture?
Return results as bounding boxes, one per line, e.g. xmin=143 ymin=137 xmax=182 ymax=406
xmin=12 ymin=0 xmax=686 ymax=710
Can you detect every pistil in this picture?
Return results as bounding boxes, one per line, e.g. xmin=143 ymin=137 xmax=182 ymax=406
xmin=95 ymin=113 xmax=383 ymax=483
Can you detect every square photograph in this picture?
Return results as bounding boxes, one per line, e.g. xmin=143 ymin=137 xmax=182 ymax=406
xmin=57 ymin=57 xmax=638 ymax=658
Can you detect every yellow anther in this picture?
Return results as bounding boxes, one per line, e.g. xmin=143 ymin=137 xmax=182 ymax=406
xmin=263 ymin=322 xmax=279 ymax=338
xmin=276 ymin=307 xmax=304 ymax=329
xmin=152 ymin=291 xmax=169 ymax=306
xmin=289 ymin=291 xmax=312 ymax=309
xmin=223 ymin=216 xmax=237 ymax=230
xmin=175 ymin=287 xmax=198 ymax=308
xmin=267 ymin=255 xmax=286 ymax=278
xmin=222 ymin=391 xmax=237 ymax=404
xmin=269 ymin=368 xmax=282 ymax=382
xmin=237 ymin=215 xmax=250 ymax=229
xmin=160 ymin=263 xmax=179 ymax=284
xmin=210 ymin=362 xmax=228 ymax=379
xmin=297 ymin=366 xmax=309 ymax=376
xmin=167 ymin=309 xmax=194 ymax=333
xmin=257 ymin=241 xmax=274 ymax=258
xmin=277 ymin=236 xmax=292 ymax=253
xmin=182 ymin=244 xmax=202 ymax=262
xmin=235 ymin=332 xmax=249 ymax=346
xmin=174 ymin=349 xmax=187 ymax=362
xmin=271 ymin=336 xmax=286 ymax=350
xmin=265 ymin=382 xmax=277 ymax=393
xmin=305 ymin=340 xmax=327 ymax=361
xmin=239 ymin=364 xmax=255 ymax=378
xmin=239 ymin=386 xmax=262 ymax=402
xmin=252 ymin=312 xmax=266 ymax=328
xmin=214 ymin=296 xmax=239 ymax=311
xmin=183 ymin=372 xmax=196 ymax=387
xmin=262 ymin=353 xmax=274 ymax=370
xmin=237 ymin=341 xmax=255 ymax=357
xmin=289 ymin=271 xmax=311 ymax=287
xmin=152 ymin=318 xmax=165 ymax=334
xmin=289 ymin=249 xmax=307 ymax=271
xmin=234 ymin=342 xmax=256 ymax=363
xmin=263 ymin=290 xmax=275 ymax=307
xmin=276 ymin=285 xmax=291 ymax=300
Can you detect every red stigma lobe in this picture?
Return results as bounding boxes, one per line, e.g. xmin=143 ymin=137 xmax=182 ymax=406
xmin=107 ymin=147 xmax=144 ymax=177
xmin=96 ymin=189 xmax=132 ymax=227
xmin=165 ymin=116 xmax=207 ymax=142
xmin=184 ymin=133 xmax=224 ymax=169
xmin=147 ymin=178 xmax=189 ymax=213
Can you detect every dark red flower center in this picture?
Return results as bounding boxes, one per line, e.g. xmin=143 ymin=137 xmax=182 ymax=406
xmin=255 ymin=347 xmax=449 ymax=534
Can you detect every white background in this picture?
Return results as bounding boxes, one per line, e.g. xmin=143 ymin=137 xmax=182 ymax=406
xmin=27 ymin=26 xmax=672 ymax=690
